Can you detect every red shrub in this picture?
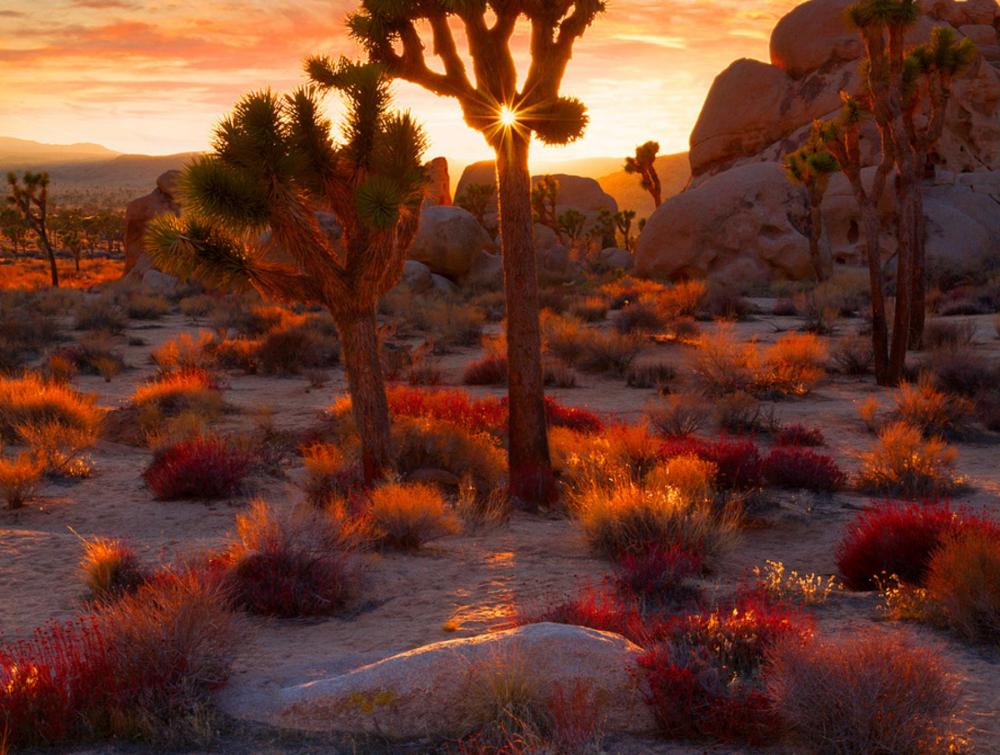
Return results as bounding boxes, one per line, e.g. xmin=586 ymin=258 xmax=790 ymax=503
xmin=223 ymin=549 xmax=355 ymax=617
xmin=834 ymin=501 xmax=1000 ymax=590
xmin=387 ymin=386 xmax=604 ymax=436
xmin=614 ymin=545 xmax=702 ymax=610
xmin=143 ymin=435 xmax=252 ymax=501
xmin=762 ymin=447 xmax=845 ymax=492
xmin=637 ymin=645 xmax=781 ymax=745
xmin=516 ymin=588 xmax=655 ymax=646
xmin=462 ymin=354 xmax=507 ymax=386
xmin=0 ymin=617 xmax=115 ymax=747
xmin=661 ymin=437 xmax=763 ymax=490
xmin=542 ymin=396 xmax=604 ymax=434
xmin=774 ymin=424 xmax=825 ymax=447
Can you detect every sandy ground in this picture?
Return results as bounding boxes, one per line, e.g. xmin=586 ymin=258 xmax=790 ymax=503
xmin=2 ymin=304 xmax=999 ymax=753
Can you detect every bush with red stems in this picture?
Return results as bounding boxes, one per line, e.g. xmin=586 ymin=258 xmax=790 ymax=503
xmin=0 ymin=617 xmax=115 ymax=747
xmin=143 ymin=435 xmax=252 ymax=501
xmin=836 ymin=502 xmax=1000 ymax=590
xmin=774 ymin=424 xmax=825 ymax=447
xmin=516 ymin=589 xmax=655 ymax=647
xmin=385 ymin=386 xmax=604 ymax=437
xmin=762 ymin=447 xmax=845 ymax=492
xmin=613 ymin=545 xmax=703 ymax=611
xmin=661 ymin=437 xmax=763 ymax=490
xmin=637 ymin=593 xmax=810 ymax=745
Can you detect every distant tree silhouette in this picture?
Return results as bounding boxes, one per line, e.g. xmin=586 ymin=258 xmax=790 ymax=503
xmin=6 ymin=171 xmax=58 ymax=286
xmin=146 ymin=61 xmax=427 ymax=481
xmin=345 ymin=0 xmax=605 ymax=500
xmin=624 ymin=141 xmax=662 ymax=207
xmin=615 ymin=209 xmax=637 ymax=252
xmin=455 ymin=182 xmax=494 ymax=230
xmin=531 ymin=175 xmax=560 ymax=238
xmin=785 ymin=127 xmax=838 ymax=281
xmin=0 ymin=207 xmax=25 ymax=257
xmin=557 ymin=208 xmax=587 ymax=245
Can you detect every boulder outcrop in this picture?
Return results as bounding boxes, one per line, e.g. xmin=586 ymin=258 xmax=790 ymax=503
xmin=407 ymin=205 xmax=500 ymax=286
xmin=123 ymin=170 xmax=181 ymax=275
xmin=272 ymin=623 xmax=656 ymax=739
xmin=638 ymin=0 xmax=1000 ymax=284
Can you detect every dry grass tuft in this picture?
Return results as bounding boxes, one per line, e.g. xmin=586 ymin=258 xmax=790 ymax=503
xmin=368 ymin=482 xmax=461 ymax=550
xmin=80 ymin=537 xmax=147 ymax=600
xmin=856 ymin=422 xmax=961 ymax=499
xmin=0 ymin=373 xmax=102 ymax=443
xmin=767 ymin=632 xmax=963 ymax=755
xmin=926 ymin=529 xmax=1000 ymax=643
xmin=0 ymin=451 xmax=45 ymax=509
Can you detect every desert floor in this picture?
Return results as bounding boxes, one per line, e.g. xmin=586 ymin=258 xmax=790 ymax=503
xmin=2 ymin=299 xmax=998 ymax=754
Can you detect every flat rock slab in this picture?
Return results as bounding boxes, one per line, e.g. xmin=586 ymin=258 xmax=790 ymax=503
xmin=228 ymin=622 xmax=656 ymax=740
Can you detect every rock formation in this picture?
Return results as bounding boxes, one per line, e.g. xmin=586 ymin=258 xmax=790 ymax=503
xmin=122 ymin=170 xmax=181 ymax=275
xmin=422 ymin=156 xmax=452 ymax=208
xmin=259 ymin=623 xmax=656 ymax=739
xmin=638 ymin=0 xmax=1000 ymax=284
xmin=407 ymin=205 xmax=501 ymax=287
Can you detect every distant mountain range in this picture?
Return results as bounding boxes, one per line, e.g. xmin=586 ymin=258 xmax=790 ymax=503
xmin=0 ymin=136 xmax=690 ymax=213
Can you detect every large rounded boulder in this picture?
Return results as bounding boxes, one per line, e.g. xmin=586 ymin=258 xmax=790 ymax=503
xmin=408 ymin=205 xmax=499 ymax=285
xmin=636 ymin=161 xmax=813 ymax=284
xmin=253 ymin=623 xmax=656 ymax=739
xmin=123 ymin=170 xmax=181 ymax=274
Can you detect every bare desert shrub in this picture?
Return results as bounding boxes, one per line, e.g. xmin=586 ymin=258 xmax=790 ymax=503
xmin=74 ymin=295 xmax=127 ymax=333
xmin=18 ymin=420 xmax=97 ymax=478
xmin=132 ymin=369 xmax=224 ymax=421
xmin=97 ymin=570 xmax=239 ymax=741
xmin=923 ymin=319 xmax=977 ymax=350
xmin=219 ymin=499 xmax=363 ymax=617
xmin=455 ymin=653 xmax=605 ymax=755
xmin=831 ymin=334 xmax=874 ymax=375
xmin=893 ymin=376 xmax=973 ymax=439
xmin=856 ymin=422 xmax=961 ymax=499
xmin=925 ymin=344 xmax=998 ymax=399
xmin=0 ymin=373 xmax=102 ymax=443
xmin=646 ymin=393 xmax=709 ymax=437
xmin=625 ymin=361 xmax=676 ymax=392
xmin=302 ymin=443 xmax=363 ymax=506
xmin=761 ymin=332 xmax=827 ymax=396
xmin=125 ymin=292 xmax=171 ymax=320
xmin=689 ymin=326 xmax=757 ymax=397
xmin=570 ymin=295 xmax=609 ymax=323
xmin=613 ymin=300 xmax=664 ymax=335
xmin=767 ymin=633 xmax=962 ymax=755
xmin=926 ymin=529 xmax=1000 ymax=643
xmin=645 ymin=455 xmax=718 ymax=503
xmin=463 ymin=353 xmax=508 ymax=386
xmin=714 ymin=391 xmax=778 ymax=435
xmin=367 ymin=482 xmax=461 ymax=550
xmin=54 ymin=333 xmax=126 ymax=380
xmin=143 ymin=435 xmax=252 ymax=501
xmin=542 ymin=312 xmax=641 ymax=374
xmin=657 ymin=280 xmax=706 ymax=320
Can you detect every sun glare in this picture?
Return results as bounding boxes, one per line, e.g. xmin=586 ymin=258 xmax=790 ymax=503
xmin=498 ymin=105 xmax=518 ymax=128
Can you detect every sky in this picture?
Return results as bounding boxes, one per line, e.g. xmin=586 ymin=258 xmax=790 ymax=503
xmin=0 ymin=0 xmax=799 ymax=167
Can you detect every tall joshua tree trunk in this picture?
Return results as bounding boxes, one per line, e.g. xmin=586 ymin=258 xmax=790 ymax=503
xmin=496 ymin=133 xmax=551 ymax=481
xmin=337 ymin=305 xmax=392 ymax=482
xmin=859 ymin=202 xmax=891 ymax=384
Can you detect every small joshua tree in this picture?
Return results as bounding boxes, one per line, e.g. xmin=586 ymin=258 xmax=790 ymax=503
xmin=6 ymin=171 xmax=58 ymax=286
xmin=455 ymin=182 xmax=495 ymax=230
xmin=615 ymin=209 xmax=637 ymax=252
xmin=785 ymin=127 xmax=838 ymax=281
xmin=557 ymin=208 xmax=587 ymax=246
xmin=346 ymin=0 xmax=606 ymax=498
xmin=532 ymin=174 xmax=561 ymax=238
xmin=146 ymin=61 xmax=427 ymax=481
xmin=624 ymin=141 xmax=662 ymax=208
xmin=0 ymin=207 xmax=25 ymax=257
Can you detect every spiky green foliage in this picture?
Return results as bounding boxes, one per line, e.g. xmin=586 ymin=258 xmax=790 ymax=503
xmin=847 ymin=0 xmax=919 ymax=28
xmin=785 ymin=128 xmax=839 ymax=187
xmin=145 ymin=215 xmax=256 ymax=290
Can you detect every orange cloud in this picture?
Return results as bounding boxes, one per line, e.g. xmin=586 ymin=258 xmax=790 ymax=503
xmin=0 ymin=1 xmax=799 ymax=165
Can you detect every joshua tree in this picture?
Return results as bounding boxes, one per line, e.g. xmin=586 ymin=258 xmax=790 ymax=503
xmin=455 ymin=182 xmax=495 ymax=230
xmin=557 ymin=208 xmax=586 ymax=246
xmin=345 ymin=0 xmax=605 ymax=497
xmin=784 ymin=127 xmax=838 ymax=281
xmin=146 ymin=61 xmax=427 ymax=481
xmin=847 ymin=1 xmax=975 ymax=353
xmin=902 ymin=26 xmax=975 ymax=346
xmin=0 ymin=207 xmax=25 ymax=257
xmin=614 ymin=209 xmax=636 ymax=252
xmin=590 ymin=208 xmax=617 ymax=249
xmin=6 ymin=172 xmax=58 ymax=286
xmin=531 ymin=174 xmax=560 ymax=238
xmin=624 ymin=141 xmax=662 ymax=208
xmin=817 ymin=98 xmax=894 ymax=385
